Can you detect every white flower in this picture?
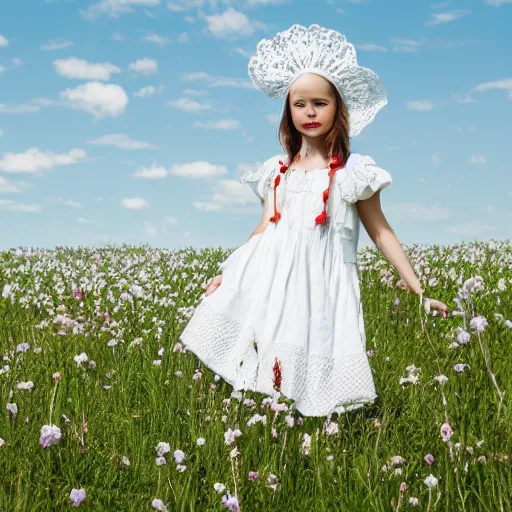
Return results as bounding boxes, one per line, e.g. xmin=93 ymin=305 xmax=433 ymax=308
xmin=155 ymin=442 xmax=171 ymax=457
xmin=301 ymin=433 xmax=311 ymax=455
xmin=409 ymin=497 xmax=419 ymax=506
xmin=423 ymin=474 xmax=438 ymax=488
xmin=196 ymin=437 xmax=206 ymax=446
xmin=469 ymin=315 xmax=488 ymax=333
xmin=247 ymin=414 xmax=267 ymax=427
xmin=453 ymin=363 xmax=470 ymax=373
xmin=433 ymin=374 xmax=449 ymax=385
xmin=390 ymin=455 xmax=406 ymax=466
xmin=16 ymin=343 xmax=30 ymax=353
xmin=151 ymin=498 xmax=168 ymax=512
xmin=213 ymin=483 xmax=226 ymax=494
xmin=455 ymin=328 xmax=471 ymax=345
xmin=323 ymin=420 xmax=339 ymax=436
xmin=6 ymin=403 xmax=18 ymax=416
xmin=73 ymin=352 xmax=88 ymax=368
xmin=173 ymin=449 xmax=185 ymax=464
xmin=155 ymin=456 xmax=167 ymax=466
xmin=40 ymin=424 xmax=62 ymax=447
xmin=224 ymin=428 xmax=242 ymax=446
xmin=176 ymin=464 xmax=187 ymax=472
xmin=17 ymin=381 xmax=34 ymax=391
xmin=121 ymin=456 xmax=131 ymax=466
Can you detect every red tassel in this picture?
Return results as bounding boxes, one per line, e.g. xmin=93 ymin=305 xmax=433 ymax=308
xmin=315 ymin=210 xmax=327 ymax=225
xmin=269 ymin=162 xmax=287 ymax=223
xmin=315 ymin=154 xmax=345 ymax=225
xmin=273 ymin=358 xmax=282 ymax=391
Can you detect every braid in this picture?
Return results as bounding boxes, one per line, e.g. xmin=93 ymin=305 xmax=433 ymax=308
xmin=315 ymin=153 xmax=344 ymax=225
xmin=269 ymin=159 xmax=289 ymax=223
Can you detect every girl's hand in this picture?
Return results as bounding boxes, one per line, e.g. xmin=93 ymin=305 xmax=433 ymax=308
xmin=424 ymin=297 xmax=449 ymax=319
xmin=202 ymin=274 xmax=223 ymax=296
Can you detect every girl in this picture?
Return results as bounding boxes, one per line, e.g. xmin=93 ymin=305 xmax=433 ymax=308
xmin=180 ymin=24 xmax=448 ymax=417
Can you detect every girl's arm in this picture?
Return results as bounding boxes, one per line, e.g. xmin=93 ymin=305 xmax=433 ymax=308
xmin=356 ymin=191 xmax=423 ymax=295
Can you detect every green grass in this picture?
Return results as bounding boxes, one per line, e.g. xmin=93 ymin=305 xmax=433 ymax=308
xmin=0 ymin=240 xmax=511 ymax=511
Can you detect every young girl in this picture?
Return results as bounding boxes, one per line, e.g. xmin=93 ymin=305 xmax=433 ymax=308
xmin=180 ymin=24 xmax=448 ymax=417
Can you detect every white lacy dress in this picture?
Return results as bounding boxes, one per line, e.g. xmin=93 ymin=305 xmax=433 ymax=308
xmin=180 ymin=152 xmax=392 ymax=416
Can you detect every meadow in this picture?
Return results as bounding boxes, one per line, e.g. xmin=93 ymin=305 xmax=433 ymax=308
xmin=0 ymin=239 xmax=511 ymax=511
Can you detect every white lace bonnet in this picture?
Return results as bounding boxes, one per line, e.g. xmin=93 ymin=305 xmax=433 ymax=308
xmin=248 ymin=24 xmax=388 ymax=138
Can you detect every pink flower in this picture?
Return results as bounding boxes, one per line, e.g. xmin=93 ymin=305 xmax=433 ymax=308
xmin=424 ymin=453 xmax=435 ymax=466
xmin=440 ymin=423 xmax=454 ymax=442
xmin=248 ymin=471 xmax=260 ymax=481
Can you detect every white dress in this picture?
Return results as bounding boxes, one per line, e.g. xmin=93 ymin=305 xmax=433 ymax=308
xmin=179 ymin=152 xmax=392 ymax=417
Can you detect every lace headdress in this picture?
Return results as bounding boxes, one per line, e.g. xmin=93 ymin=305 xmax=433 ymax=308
xmin=248 ymin=23 xmax=387 ymax=138
xmin=247 ymin=24 xmax=388 ymax=226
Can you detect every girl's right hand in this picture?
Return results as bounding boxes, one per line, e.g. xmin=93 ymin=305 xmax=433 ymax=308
xmin=202 ymin=274 xmax=223 ymax=296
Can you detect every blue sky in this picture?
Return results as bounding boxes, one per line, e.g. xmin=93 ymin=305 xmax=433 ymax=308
xmin=0 ymin=0 xmax=511 ymax=253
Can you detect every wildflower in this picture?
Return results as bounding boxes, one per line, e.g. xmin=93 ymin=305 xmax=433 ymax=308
xmin=248 ymin=471 xmax=260 ymax=480
xmin=73 ymin=353 xmax=88 ymax=368
xmin=151 ymin=498 xmax=168 ymax=512
xmin=173 ymin=342 xmax=187 ymax=353
xmin=400 ymin=482 xmax=408 ymax=493
xmin=424 ymin=453 xmax=435 ymax=466
xmin=121 ymin=456 xmax=131 ymax=466
xmin=193 ymin=368 xmax=202 ymax=380
xmin=247 ymin=414 xmax=267 ymax=427
xmin=285 ymin=414 xmax=295 ymax=427
xmin=270 ymin=401 xmax=288 ymax=413
xmin=394 ymin=467 xmax=403 ymax=476
xmin=40 ymin=424 xmax=62 ymax=447
xmin=409 ymin=497 xmax=419 ymax=506
xmin=301 ymin=433 xmax=311 ymax=455
xmin=6 ymin=403 xmax=18 ymax=417
xmin=440 ymin=423 xmax=454 ymax=442
xmin=173 ymin=450 xmax=185 ymax=464
xmin=423 ymin=474 xmax=438 ymax=488
xmin=267 ymin=473 xmax=280 ymax=492
xmin=53 ymin=372 xmax=62 ymax=381
xmin=433 ymin=374 xmax=448 ymax=385
xmin=153 ymin=360 xmax=162 ymax=366
xmin=107 ymin=339 xmax=118 ymax=347
xmin=224 ymin=428 xmax=242 ymax=446
xmin=390 ymin=455 xmax=406 ymax=466
xmin=196 ymin=437 xmax=206 ymax=446
xmin=17 ymin=381 xmax=34 ymax=391
xmin=323 ymin=420 xmax=339 ymax=436
xmin=469 ymin=315 xmax=488 ymax=333
xmin=155 ymin=442 xmax=171 ymax=457
xmin=455 ymin=328 xmax=471 ymax=345
xmin=176 ymin=464 xmax=187 ymax=472
xmin=155 ymin=457 xmax=167 ymax=466
xmin=453 ymin=363 xmax=470 ymax=372
xmin=0 ymin=438 xmax=5 ymax=447
xmin=221 ymin=490 xmax=240 ymax=512
xmin=16 ymin=343 xmax=30 ymax=353
xmin=69 ymin=488 xmax=86 ymax=507
xmin=213 ymin=483 xmax=226 ymax=494
xmin=229 ymin=446 xmax=240 ymax=459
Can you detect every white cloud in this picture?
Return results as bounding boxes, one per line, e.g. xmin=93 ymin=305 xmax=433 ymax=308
xmin=129 ymin=58 xmax=158 ymax=76
xmin=205 ymin=8 xmax=255 ymax=39
xmin=0 ymin=200 xmax=41 ymax=213
xmin=163 ymin=216 xmax=178 ymax=230
xmin=0 ymin=35 xmax=8 ymax=48
xmin=77 ymin=217 xmax=91 ymax=223
xmin=48 ymin=197 xmax=83 ymax=208
xmin=141 ymin=33 xmax=170 ymax=46
xmin=451 ymin=93 xmax=476 ymax=104
xmin=133 ymin=163 xmax=168 ymax=179
xmin=12 ymin=58 xmax=23 ymax=67
xmin=0 ymin=128 xmax=3 ymax=138
xmin=60 ymin=82 xmax=129 ymax=118
xmin=167 ymin=97 xmax=212 ymax=113
xmin=112 ymin=31 xmax=125 ymax=41
xmin=485 ymin=0 xmax=512 ymax=6
xmin=169 ymin=161 xmax=228 ymax=179
xmin=81 ymin=0 xmax=160 ymax=20
xmin=87 ymin=134 xmax=158 ymax=150
xmin=356 ymin=43 xmax=388 ymax=52
xmin=445 ymin=221 xmax=496 ymax=235
xmin=194 ymin=177 xmax=260 ymax=212
xmin=0 ymin=103 xmax=40 ymax=113
xmin=177 ymin=32 xmax=189 ymax=43
xmin=193 ymin=119 xmax=241 ymax=130
xmin=41 ymin=39 xmax=74 ymax=51
xmin=0 ymin=148 xmax=86 ymax=174
xmin=470 ymin=154 xmax=487 ymax=165
xmin=53 ymin=57 xmax=121 ymax=80
xmin=0 ymin=176 xmax=21 ymax=193
xmin=134 ymin=85 xmax=165 ymax=97
xmin=391 ymin=38 xmax=423 ymax=53
xmin=406 ymin=100 xmax=433 ymax=112
xmin=180 ymin=71 xmax=253 ymax=89
xmin=425 ymin=10 xmax=471 ymax=25
xmin=430 ymin=152 xmax=442 ymax=165
xmin=473 ymin=78 xmax=512 ymax=100
xmin=121 ymin=197 xmax=149 ymax=209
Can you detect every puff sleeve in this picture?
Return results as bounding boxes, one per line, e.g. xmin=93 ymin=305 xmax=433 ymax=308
xmin=338 ymin=154 xmax=392 ymax=203
xmin=240 ymin=154 xmax=279 ymax=205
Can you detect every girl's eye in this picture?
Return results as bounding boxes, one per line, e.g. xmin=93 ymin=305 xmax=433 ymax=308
xmin=296 ymin=103 xmax=326 ymax=107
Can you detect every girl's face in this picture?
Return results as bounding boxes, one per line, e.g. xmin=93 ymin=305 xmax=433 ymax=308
xmin=288 ymin=73 xmax=337 ymax=141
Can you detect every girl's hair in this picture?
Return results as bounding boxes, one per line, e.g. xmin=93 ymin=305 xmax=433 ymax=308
xmin=278 ymin=78 xmax=351 ymax=167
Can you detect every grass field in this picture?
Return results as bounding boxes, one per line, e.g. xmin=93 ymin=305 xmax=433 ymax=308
xmin=0 ymin=240 xmax=511 ymax=511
